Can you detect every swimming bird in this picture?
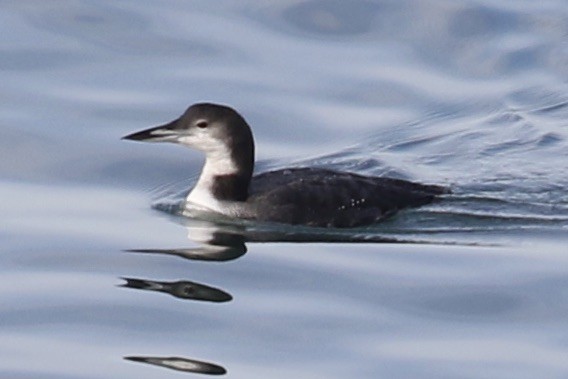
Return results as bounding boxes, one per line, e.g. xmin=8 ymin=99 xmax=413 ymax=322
xmin=122 ymin=103 xmax=449 ymax=228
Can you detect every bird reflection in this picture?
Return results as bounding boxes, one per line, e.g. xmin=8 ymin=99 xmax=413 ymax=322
xmin=125 ymin=356 xmax=226 ymax=375
xmin=125 ymin=227 xmax=247 ymax=262
xmin=126 ymin=218 xmax=399 ymax=264
xmin=122 ymin=218 xmax=400 ymax=376
xmin=120 ymin=277 xmax=232 ymax=303
xmin=123 ymin=222 xmax=243 ymax=375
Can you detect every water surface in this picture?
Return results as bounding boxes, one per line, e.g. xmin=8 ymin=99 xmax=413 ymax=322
xmin=1 ymin=0 xmax=568 ymax=378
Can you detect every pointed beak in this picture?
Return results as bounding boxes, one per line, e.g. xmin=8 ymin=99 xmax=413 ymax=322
xmin=122 ymin=118 xmax=180 ymax=142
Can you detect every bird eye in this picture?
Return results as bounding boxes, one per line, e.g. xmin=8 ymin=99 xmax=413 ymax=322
xmin=196 ymin=121 xmax=208 ymax=129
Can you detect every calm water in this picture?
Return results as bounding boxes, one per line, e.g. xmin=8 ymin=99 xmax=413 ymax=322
xmin=2 ymin=1 xmax=568 ymax=378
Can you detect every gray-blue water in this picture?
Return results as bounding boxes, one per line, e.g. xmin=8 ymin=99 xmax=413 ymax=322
xmin=2 ymin=1 xmax=568 ymax=378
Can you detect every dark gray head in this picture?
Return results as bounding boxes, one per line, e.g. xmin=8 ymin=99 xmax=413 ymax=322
xmin=123 ymin=103 xmax=253 ymax=159
xmin=123 ymin=103 xmax=255 ymax=200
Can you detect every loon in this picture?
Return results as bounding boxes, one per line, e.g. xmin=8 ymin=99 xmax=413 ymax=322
xmin=122 ymin=103 xmax=449 ymax=228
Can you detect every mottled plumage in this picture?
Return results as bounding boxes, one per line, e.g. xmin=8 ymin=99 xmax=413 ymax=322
xmin=247 ymin=168 xmax=447 ymax=227
xmin=123 ymin=103 xmax=449 ymax=228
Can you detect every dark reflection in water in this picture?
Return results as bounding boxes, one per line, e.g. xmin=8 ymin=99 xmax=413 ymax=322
xmin=125 ymin=229 xmax=247 ymax=262
xmin=122 ymin=224 xmax=246 ymax=374
xmin=125 ymin=356 xmax=226 ymax=376
xmin=120 ymin=277 xmax=232 ymax=303
xmin=120 ymin=219 xmax=407 ymax=376
xmin=125 ymin=245 xmax=246 ymax=262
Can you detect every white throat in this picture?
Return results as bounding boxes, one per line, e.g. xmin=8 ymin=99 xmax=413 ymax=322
xmin=186 ymin=146 xmax=239 ymax=213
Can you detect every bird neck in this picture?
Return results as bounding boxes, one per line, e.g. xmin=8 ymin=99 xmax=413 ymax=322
xmin=187 ymin=145 xmax=254 ymax=208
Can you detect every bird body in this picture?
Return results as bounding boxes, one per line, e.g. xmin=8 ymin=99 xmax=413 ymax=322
xmin=123 ymin=103 xmax=448 ymax=228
